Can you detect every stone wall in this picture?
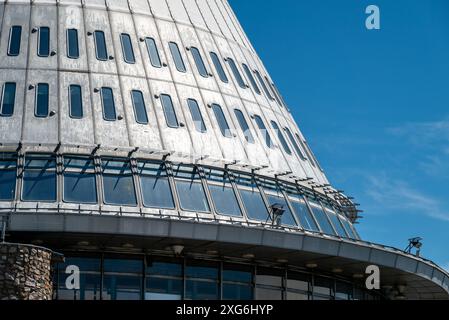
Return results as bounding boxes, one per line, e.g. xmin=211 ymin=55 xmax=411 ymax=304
xmin=0 ymin=243 xmax=53 ymax=300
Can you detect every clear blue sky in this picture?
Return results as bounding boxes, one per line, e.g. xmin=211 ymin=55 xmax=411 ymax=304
xmin=230 ymin=0 xmax=449 ymax=270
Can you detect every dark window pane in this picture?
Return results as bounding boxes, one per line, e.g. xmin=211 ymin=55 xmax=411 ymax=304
xmin=271 ymin=121 xmax=292 ymax=155
xmin=146 ymin=259 xmax=182 ymax=277
xmin=210 ymin=52 xmax=228 ymax=83
xmin=102 ymin=159 xmax=137 ymax=206
xmin=309 ymin=202 xmax=336 ymax=235
xmin=94 ymin=30 xmax=108 ymax=61
xmin=186 ymin=261 xmax=218 ymax=279
xmin=285 ymin=127 xmax=306 ymax=160
xmin=1 ymin=82 xmax=16 ymax=117
xmin=223 ymin=284 xmax=253 ymax=300
xmin=226 ymin=57 xmax=246 ymax=89
xmin=254 ymin=115 xmax=273 ymax=148
xmin=223 ymin=264 xmax=253 ymax=283
xmin=103 ymin=258 xmax=142 ymax=273
xmin=160 ymin=94 xmax=179 ymax=128
xmin=234 ymin=109 xmax=254 ymax=143
xmin=120 ymin=33 xmax=135 ymax=64
xmin=239 ymin=189 xmax=268 ymax=221
xmin=38 ymin=27 xmax=50 ymax=57
xmin=57 ymin=272 xmax=101 ymax=300
xmin=272 ymin=83 xmax=287 ymax=107
xmin=146 ymin=278 xmax=182 ymax=300
xmin=186 ymin=280 xmax=218 ymax=300
xmin=22 ymin=154 xmax=56 ymax=201
xmin=69 ymin=85 xmax=83 ymax=119
xmin=138 ymin=162 xmax=175 ymax=209
xmin=131 ymin=90 xmax=149 ymax=124
xmin=190 ymin=47 xmax=208 ymax=77
xmin=145 ymin=37 xmax=162 ymax=68
xmin=256 ymin=288 xmax=282 ymax=300
xmin=290 ymin=200 xmax=319 ymax=232
xmin=187 ymin=99 xmax=206 ymax=133
xmin=101 ymin=87 xmax=116 ymax=121
xmin=175 ymin=180 xmax=209 ymax=212
xmin=63 ymin=157 xmax=97 ymax=204
xmin=209 ymin=184 xmax=241 ymax=217
xmin=8 ymin=26 xmax=22 ymax=56
xmin=242 ymin=63 xmax=260 ymax=94
xmin=67 ymin=28 xmax=79 ymax=59
xmin=0 ymin=153 xmax=17 ymax=201
xmin=314 ymin=276 xmax=333 ymax=297
xmin=211 ymin=104 xmax=232 ymax=138
xmin=35 ymin=83 xmax=49 ymax=117
xmin=268 ymin=80 xmax=283 ymax=106
xmin=254 ymin=70 xmax=274 ymax=100
xmin=103 ymin=275 xmax=142 ymax=300
xmin=169 ymin=42 xmax=186 ymax=73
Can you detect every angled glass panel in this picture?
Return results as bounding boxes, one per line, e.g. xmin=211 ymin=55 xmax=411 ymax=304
xmin=67 ymin=28 xmax=79 ymax=59
xmin=35 ymin=83 xmax=49 ymax=118
xmin=131 ymin=90 xmax=149 ymax=124
xmin=0 ymin=153 xmax=17 ymax=201
xmin=234 ymin=109 xmax=254 ymax=143
xmin=284 ymin=127 xmax=306 ymax=160
xmin=190 ymin=47 xmax=208 ymax=78
xmin=226 ymin=57 xmax=246 ymax=89
xmin=145 ymin=37 xmax=162 ymax=68
xmin=211 ymin=103 xmax=232 ymax=138
xmin=269 ymin=81 xmax=284 ymax=107
xmin=326 ymin=209 xmax=349 ymax=238
xmin=102 ymin=159 xmax=137 ymax=206
xmin=160 ymin=94 xmax=179 ymax=128
xmin=173 ymin=165 xmax=209 ymax=213
xmin=234 ymin=173 xmax=269 ymax=221
xmin=8 ymin=26 xmax=22 ymax=56
xmin=242 ymin=63 xmax=261 ymax=94
xmin=120 ymin=33 xmax=135 ymax=64
xmin=0 ymin=82 xmax=17 ymax=117
xmin=290 ymin=200 xmax=319 ymax=232
xmin=69 ymin=85 xmax=83 ymax=119
xmin=101 ymin=87 xmax=116 ymax=121
xmin=254 ymin=70 xmax=274 ymax=100
xmin=138 ymin=161 xmax=174 ymax=209
xmin=94 ymin=30 xmax=108 ymax=61
xmin=22 ymin=154 xmax=56 ymax=202
xmin=187 ymin=99 xmax=206 ymax=133
xmin=308 ymin=201 xmax=336 ymax=235
xmin=271 ymin=121 xmax=292 ymax=155
xmin=340 ymin=218 xmax=358 ymax=239
xmin=63 ymin=156 xmax=97 ymax=204
xmin=254 ymin=115 xmax=273 ymax=148
xmin=266 ymin=76 xmax=282 ymax=106
xmin=204 ymin=168 xmax=241 ymax=217
xmin=38 ymin=27 xmax=50 ymax=57
xmin=210 ymin=52 xmax=228 ymax=83
xmin=259 ymin=179 xmax=297 ymax=226
xmin=169 ymin=42 xmax=186 ymax=73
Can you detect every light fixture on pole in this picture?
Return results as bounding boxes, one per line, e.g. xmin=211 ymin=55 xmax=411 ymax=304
xmin=267 ymin=203 xmax=285 ymax=227
xmin=405 ymin=237 xmax=423 ymax=257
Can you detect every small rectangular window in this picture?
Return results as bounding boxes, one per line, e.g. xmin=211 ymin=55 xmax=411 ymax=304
xmin=131 ymin=90 xmax=149 ymax=124
xmin=7 ymin=26 xmax=22 ymax=56
xmin=190 ymin=47 xmax=208 ymax=78
xmin=242 ymin=64 xmax=260 ymax=95
xmin=35 ymin=83 xmax=49 ymax=118
xmin=284 ymin=127 xmax=306 ymax=160
xmin=254 ymin=70 xmax=274 ymax=101
xmin=226 ymin=58 xmax=246 ymax=89
xmin=0 ymin=83 xmax=17 ymax=117
xmin=160 ymin=94 xmax=179 ymax=128
xmin=120 ymin=33 xmax=135 ymax=64
xmin=37 ymin=27 xmax=50 ymax=57
xmin=234 ymin=109 xmax=254 ymax=144
xmin=69 ymin=85 xmax=83 ymax=119
xmin=210 ymin=52 xmax=228 ymax=83
xmin=187 ymin=99 xmax=206 ymax=133
xmin=22 ymin=154 xmax=57 ymax=202
xmin=101 ymin=87 xmax=116 ymax=121
xmin=169 ymin=42 xmax=186 ymax=73
xmin=94 ymin=30 xmax=108 ymax=61
xmin=254 ymin=115 xmax=273 ymax=148
xmin=271 ymin=121 xmax=292 ymax=155
xmin=271 ymin=82 xmax=286 ymax=107
xmin=266 ymin=77 xmax=282 ymax=106
xmin=66 ymin=29 xmax=79 ymax=59
xmin=212 ymin=104 xmax=232 ymax=138
xmin=0 ymin=153 xmax=17 ymax=201
xmin=63 ymin=156 xmax=97 ymax=204
xmin=145 ymin=37 xmax=162 ymax=68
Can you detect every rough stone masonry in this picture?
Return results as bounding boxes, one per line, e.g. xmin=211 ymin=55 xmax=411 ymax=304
xmin=0 ymin=243 xmax=53 ymax=300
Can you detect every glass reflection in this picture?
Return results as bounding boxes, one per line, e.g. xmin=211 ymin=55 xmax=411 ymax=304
xmin=22 ymin=154 xmax=56 ymax=202
xmin=138 ymin=161 xmax=174 ymax=209
xmin=102 ymin=159 xmax=137 ymax=206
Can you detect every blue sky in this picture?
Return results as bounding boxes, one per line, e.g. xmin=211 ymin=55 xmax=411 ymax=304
xmin=230 ymin=0 xmax=449 ymax=270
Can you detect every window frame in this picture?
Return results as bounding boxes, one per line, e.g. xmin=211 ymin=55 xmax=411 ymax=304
xmin=66 ymin=28 xmax=79 ymax=59
xmin=271 ymin=121 xmax=292 ymax=155
xmin=34 ymin=83 xmax=49 ymax=118
xmin=145 ymin=37 xmax=162 ymax=68
xmin=131 ymin=90 xmax=149 ymax=125
xmin=253 ymin=115 xmax=274 ymax=149
xmin=168 ymin=42 xmax=186 ymax=73
xmin=209 ymin=52 xmax=228 ymax=83
xmin=234 ymin=109 xmax=254 ymax=144
xmin=211 ymin=103 xmax=232 ymax=138
xmin=242 ymin=63 xmax=261 ymax=95
xmin=160 ymin=94 xmax=179 ymax=128
xmin=226 ymin=57 xmax=246 ymax=89
xmin=68 ymin=84 xmax=83 ymax=119
xmin=120 ymin=33 xmax=136 ymax=64
xmin=101 ymin=158 xmax=138 ymax=207
xmin=233 ymin=172 xmax=270 ymax=222
xmin=0 ymin=82 xmax=17 ymax=117
xmin=94 ymin=30 xmax=108 ymax=61
xmin=62 ymin=155 xmax=98 ymax=204
xmin=100 ymin=87 xmax=117 ymax=121
xmin=284 ymin=127 xmax=306 ymax=160
xmin=7 ymin=25 xmax=22 ymax=57
xmin=0 ymin=153 xmax=18 ymax=201
xmin=187 ymin=98 xmax=207 ymax=133
xmin=190 ymin=47 xmax=209 ymax=78
xmin=21 ymin=153 xmax=57 ymax=202
xmin=254 ymin=70 xmax=275 ymax=101
xmin=37 ymin=26 xmax=50 ymax=58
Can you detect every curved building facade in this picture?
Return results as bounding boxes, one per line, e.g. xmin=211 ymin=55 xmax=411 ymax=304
xmin=0 ymin=0 xmax=448 ymax=300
